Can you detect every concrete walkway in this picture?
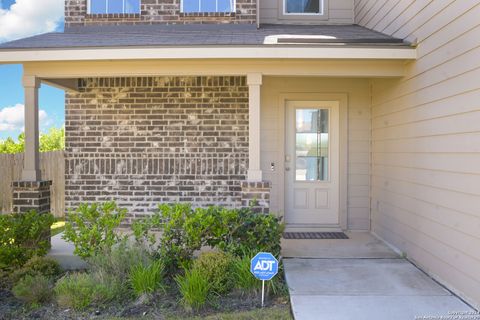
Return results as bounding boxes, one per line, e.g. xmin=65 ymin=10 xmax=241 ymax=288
xmin=48 ymin=234 xmax=87 ymax=270
xmin=282 ymin=232 xmax=475 ymax=320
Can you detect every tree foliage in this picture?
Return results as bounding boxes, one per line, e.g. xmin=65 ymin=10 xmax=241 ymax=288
xmin=0 ymin=127 xmax=65 ymax=154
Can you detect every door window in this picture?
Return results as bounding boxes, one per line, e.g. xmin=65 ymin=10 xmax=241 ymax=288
xmin=295 ymin=108 xmax=329 ymax=181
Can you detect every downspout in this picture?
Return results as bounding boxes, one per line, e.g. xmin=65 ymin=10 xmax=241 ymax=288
xmin=256 ymin=0 xmax=260 ymax=28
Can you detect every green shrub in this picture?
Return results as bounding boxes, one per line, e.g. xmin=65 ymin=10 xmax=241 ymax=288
xmin=92 ymin=269 xmax=130 ymax=302
xmin=54 ymin=272 xmax=113 ymax=310
xmin=211 ymin=207 xmax=284 ymax=258
xmin=0 ymin=210 xmax=55 ymax=269
xmin=133 ymin=203 xmax=198 ymax=272
xmin=132 ymin=204 xmax=284 ymax=273
xmin=129 ymin=260 xmax=165 ymax=297
xmin=11 ymin=256 xmax=62 ymax=284
xmin=175 ymin=268 xmax=211 ymax=311
xmin=86 ymin=241 xmax=152 ymax=300
xmin=231 ymin=254 xmax=260 ymax=295
xmin=87 ymin=240 xmax=151 ymax=281
xmin=12 ymin=274 xmax=53 ymax=305
xmin=192 ymin=251 xmax=233 ymax=294
xmin=63 ymin=202 xmax=127 ymax=259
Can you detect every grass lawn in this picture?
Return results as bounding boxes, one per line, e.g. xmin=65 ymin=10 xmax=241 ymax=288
xmin=106 ymin=305 xmax=292 ymax=320
xmin=169 ymin=305 xmax=293 ymax=319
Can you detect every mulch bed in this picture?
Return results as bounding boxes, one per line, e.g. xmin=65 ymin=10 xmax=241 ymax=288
xmin=0 ymin=288 xmax=289 ymax=320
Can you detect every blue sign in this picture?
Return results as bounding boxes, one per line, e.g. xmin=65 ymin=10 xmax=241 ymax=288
xmin=250 ymin=252 xmax=279 ymax=281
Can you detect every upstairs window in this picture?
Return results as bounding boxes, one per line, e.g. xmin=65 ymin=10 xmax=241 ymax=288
xmin=88 ymin=0 xmax=141 ymax=14
xmin=284 ymin=0 xmax=324 ymax=15
xmin=181 ymin=0 xmax=235 ymax=13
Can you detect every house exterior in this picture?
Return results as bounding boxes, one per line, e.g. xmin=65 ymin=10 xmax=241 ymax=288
xmin=0 ymin=0 xmax=478 ymax=309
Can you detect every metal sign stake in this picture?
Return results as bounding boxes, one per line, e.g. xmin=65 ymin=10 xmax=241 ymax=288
xmin=261 ymin=280 xmax=265 ymax=308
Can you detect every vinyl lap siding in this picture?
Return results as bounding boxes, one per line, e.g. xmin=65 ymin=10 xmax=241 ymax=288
xmin=260 ymin=0 xmax=354 ymax=24
xmin=355 ymin=0 xmax=480 ymax=308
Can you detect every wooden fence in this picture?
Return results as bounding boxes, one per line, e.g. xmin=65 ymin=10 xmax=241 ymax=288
xmin=0 ymin=151 xmax=65 ymax=218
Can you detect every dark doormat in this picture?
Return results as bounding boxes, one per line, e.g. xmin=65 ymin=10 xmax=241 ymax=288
xmin=283 ymin=232 xmax=349 ymax=240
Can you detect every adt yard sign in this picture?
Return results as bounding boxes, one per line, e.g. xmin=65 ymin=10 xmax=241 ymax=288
xmin=251 ymin=252 xmax=279 ymax=307
xmin=251 ymin=252 xmax=278 ymax=281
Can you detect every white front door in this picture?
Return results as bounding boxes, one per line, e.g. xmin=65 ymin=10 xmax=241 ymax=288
xmin=285 ymin=101 xmax=340 ymax=226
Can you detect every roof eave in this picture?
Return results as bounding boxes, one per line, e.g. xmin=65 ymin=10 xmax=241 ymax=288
xmin=0 ymin=45 xmax=417 ymax=64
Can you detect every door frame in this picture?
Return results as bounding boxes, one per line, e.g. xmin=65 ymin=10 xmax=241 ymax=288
xmin=277 ymin=93 xmax=348 ymax=230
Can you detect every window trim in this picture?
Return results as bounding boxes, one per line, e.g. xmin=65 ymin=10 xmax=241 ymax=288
xmin=180 ymin=0 xmax=236 ymax=13
xmin=278 ymin=0 xmax=329 ymax=20
xmin=87 ymin=0 xmax=141 ymax=15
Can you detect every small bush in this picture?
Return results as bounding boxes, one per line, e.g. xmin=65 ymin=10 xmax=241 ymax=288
xmin=11 ymin=256 xmax=62 ymax=284
xmin=192 ymin=251 xmax=233 ymax=294
xmin=55 ymin=273 xmax=112 ymax=310
xmin=0 ymin=210 xmax=54 ymax=269
xmin=129 ymin=260 xmax=165 ymax=297
xmin=176 ymin=268 xmax=211 ymax=311
xmin=132 ymin=204 xmax=284 ymax=273
xmin=232 ymin=254 xmax=260 ymax=295
xmin=92 ymin=269 xmax=129 ymax=302
xmin=87 ymin=240 xmax=151 ymax=281
xmin=133 ymin=203 xmax=198 ymax=272
xmin=211 ymin=207 xmax=284 ymax=258
xmin=63 ymin=202 xmax=127 ymax=259
xmin=12 ymin=274 xmax=53 ymax=305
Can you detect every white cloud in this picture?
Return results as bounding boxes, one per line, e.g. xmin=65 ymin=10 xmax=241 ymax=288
xmin=0 ymin=103 xmax=49 ymax=132
xmin=0 ymin=0 xmax=64 ymax=42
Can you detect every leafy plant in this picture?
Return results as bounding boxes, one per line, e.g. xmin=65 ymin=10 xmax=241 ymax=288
xmin=0 ymin=210 xmax=55 ymax=269
xmin=0 ymin=127 xmax=65 ymax=154
xmin=133 ymin=203 xmax=199 ymax=272
xmin=10 ymin=256 xmax=62 ymax=284
xmin=192 ymin=251 xmax=233 ymax=294
xmin=210 ymin=207 xmax=284 ymax=258
xmin=132 ymin=204 xmax=284 ymax=273
xmin=129 ymin=260 xmax=165 ymax=297
xmin=87 ymin=240 xmax=151 ymax=281
xmin=39 ymin=127 xmax=65 ymax=152
xmin=55 ymin=272 xmax=112 ymax=310
xmin=63 ymin=202 xmax=127 ymax=259
xmin=12 ymin=274 xmax=53 ymax=305
xmin=231 ymin=254 xmax=260 ymax=295
xmin=176 ymin=268 xmax=211 ymax=311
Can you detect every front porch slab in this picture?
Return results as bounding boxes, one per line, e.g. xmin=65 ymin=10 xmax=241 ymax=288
xmin=281 ymin=231 xmax=399 ymax=259
xmin=283 ymin=233 xmax=475 ymax=320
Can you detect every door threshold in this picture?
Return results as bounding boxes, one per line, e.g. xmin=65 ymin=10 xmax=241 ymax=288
xmin=284 ymin=225 xmax=344 ymax=233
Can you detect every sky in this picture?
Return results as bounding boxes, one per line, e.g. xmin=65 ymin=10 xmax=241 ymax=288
xmin=0 ymin=0 xmax=65 ymax=140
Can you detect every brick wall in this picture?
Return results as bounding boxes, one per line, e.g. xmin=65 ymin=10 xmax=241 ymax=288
xmin=65 ymin=0 xmax=256 ymax=27
xmin=65 ymin=76 xmax=249 ymax=223
xmin=241 ymin=181 xmax=270 ymax=214
xmin=12 ymin=181 xmax=52 ymax=214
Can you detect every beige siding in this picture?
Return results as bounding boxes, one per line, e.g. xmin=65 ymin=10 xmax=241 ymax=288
xmin=355 ymin=0 xmax=480 ymax=308
xmin=260 ymin=0 xmax=354 ymax=24
xmin=261 ymin=77 xmax=371 ymax=230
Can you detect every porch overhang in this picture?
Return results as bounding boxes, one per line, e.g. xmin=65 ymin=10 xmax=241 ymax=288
xmin=0 ymin=45 xmax=416 ymax=63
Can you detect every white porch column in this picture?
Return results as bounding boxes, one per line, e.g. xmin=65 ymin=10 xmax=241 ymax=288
xmin=247 ymin=73 xmax=263 ymax=182
xmin=21 ymin=75 xmax=41 ymax=181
